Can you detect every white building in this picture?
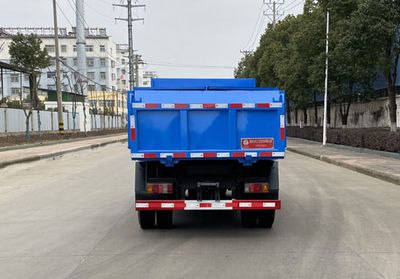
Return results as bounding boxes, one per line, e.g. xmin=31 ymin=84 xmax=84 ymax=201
xmin=0 ymin=27 xmax=130 ymax=97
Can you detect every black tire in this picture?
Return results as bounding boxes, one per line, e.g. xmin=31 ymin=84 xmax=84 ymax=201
xmin=138 ymin=211 xmax=155 ymax=229
xmin=157 ymin=210 xmax=173 ymax=229
xmin=241 ymin=211 xmax=258 ymax=228
xmin=258 ymin=210 xmax=275 ymax=228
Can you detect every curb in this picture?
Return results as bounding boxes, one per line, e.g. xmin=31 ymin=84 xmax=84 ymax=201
xmin=0 ymin=132 xmax=126 ymax=153
xmin=287 ymin=147 xmax=400 ymax=186
xmin=0 ymin=137 xmax=127 ymax=170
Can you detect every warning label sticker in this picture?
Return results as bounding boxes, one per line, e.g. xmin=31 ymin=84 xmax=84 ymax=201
xmin=241 ymin=138 xmax=274 ymax=149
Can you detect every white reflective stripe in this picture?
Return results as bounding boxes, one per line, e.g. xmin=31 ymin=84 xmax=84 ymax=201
xmin=161 ymin=104 xmax=175 ymax=109
xmin=132 ymin=103 xmax=145 ymax=108
xmin=215 ymin=103 xmax=228 ymax=108
xmin=131 ymin=153 xmax=144 ymax=159
xmin=160 ymin=153 xmax=174 ymax=158
xmin=263 ymin=202 xmax=276 ymax=208
xmin=217 ymin=152 xmax=230 ymax=158
xmin=272 ymin=152 xmax=285 ymax=157
xmin=239 ymin=202 xmax=252 ymax=208
xmin=130 ymin=115 xmax=135 ymax=128
xmin=280 ymin=115 xmax=285 ymax=128
xmin=245 ymin=152 xmax=258 ymax=157
xmin=136 ymin=203 xmax=149 ymax=208
xmin=190 ymin=153 xmax=204 ymax=158
xmin=270 ymin=103 xmax=283 ymax=108
xmin=190 ymin=104 xmax=203 ymax=109
xmin=242 ymin=103 xmax=256 ymax=108
xmin=184 ymin=200 xmax=232 ymax=210
xmin=161 ymin=203 xmax=175 ymax=208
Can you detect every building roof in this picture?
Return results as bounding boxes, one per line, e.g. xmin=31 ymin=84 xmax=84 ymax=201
xmin=0 ymin=27 xmax=109 ymax=39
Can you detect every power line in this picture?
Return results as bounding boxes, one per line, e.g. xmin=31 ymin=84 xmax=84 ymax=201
xmin=263 ymin=0 xmax=285 ymax=29
xmin=243 ymin=2 xmax=265 ymax=51
xmin=145 ymin=61 xmax=235 ymax=69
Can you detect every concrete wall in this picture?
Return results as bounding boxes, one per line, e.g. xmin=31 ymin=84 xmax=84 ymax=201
xmin=0 ymin=108 xmax=125 ymax=134
xmin=288 ymin=95 xmax=400 ymax=128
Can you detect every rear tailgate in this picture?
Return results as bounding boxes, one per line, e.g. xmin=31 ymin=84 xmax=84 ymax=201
xmin=128 ymin=88 xmax=286 ymax=165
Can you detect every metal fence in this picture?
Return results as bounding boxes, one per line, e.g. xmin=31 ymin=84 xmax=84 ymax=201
xmin=0 ymin=108 xmax=125 ymax=133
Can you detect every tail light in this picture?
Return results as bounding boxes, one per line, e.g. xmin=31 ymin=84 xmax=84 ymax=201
xmin=146 ymin=183 xmax=173 ymax=194
xmin=244 ymin=183 xmax=269 ymax=193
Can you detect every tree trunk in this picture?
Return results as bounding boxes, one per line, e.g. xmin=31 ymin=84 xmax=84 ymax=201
xmin=295 ymin=108 xmax=298 ymax=125
xmin=340 ymin=102 xmax=351 ymax=128
xmin=313 ymin=92 xmax=318 ymax=127
xmin=286 ymin=99 xmax=291 ymax=125
xmin=303 ymin=108 xmax=308 ymax=126
xmin=327 ymin=97 xmax=331 ymax=127
xmin=387 ymin=54 xmax=398 ymax=132
xmin=24 ymin=110 xmax=32 ymax=140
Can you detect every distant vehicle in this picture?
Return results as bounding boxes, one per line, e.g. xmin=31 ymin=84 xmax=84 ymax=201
xmin=128 ymin=78 xmax=286 ymax=229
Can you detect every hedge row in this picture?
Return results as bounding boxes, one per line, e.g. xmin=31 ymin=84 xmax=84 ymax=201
xmin=0 ymin=128 xmax=126 ymax=148
xmin=286 ymin=127 xmax=400 ymax=153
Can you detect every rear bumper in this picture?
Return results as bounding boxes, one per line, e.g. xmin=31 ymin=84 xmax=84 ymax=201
xmin=135 ymin=200 xmax=281 ymax=211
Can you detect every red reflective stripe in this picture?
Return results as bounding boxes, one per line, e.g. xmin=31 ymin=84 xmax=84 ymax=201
xmin=199 ymin=202 xmax=212 ymax=208
xmin=173 ymin=153 xmax=186 ymax=158
xmin=130 ymin=128 xmax=136 ymax=141
xmin=230 ymin=103 xmax=243 ymax=108
xmin=232 ymin=152 xmax=245 ymax=157
xmin=175 ymin=104 xmax=188 ymax=108
xmin=144 ymin=153 xmax=157 ymax=158
xmin=203 ymin=104 xmax=216 ymax=109
xmin=203 ymin=152 xmax=217 ymax=158
xmin=145 ymin=103 xmax=158 ymax=108
xmin=260 ymin=152 xmax=273 ymax=157
xmin=280 ymin=128 xmax=285 ymax=140
xmin=256 ymin=103 xmax=270 ymax=108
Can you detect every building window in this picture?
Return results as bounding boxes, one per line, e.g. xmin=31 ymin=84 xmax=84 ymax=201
xmin=24 ymin=74 xmax=30 ymax=81
xmin=111 ymin=60 xmax=115 ymax=68
xmin=88 ymin=85 xmax=96 ymax=91
xmin=10 ymin=73 xmax=19 ymax=83
xmin=101 ymin=85 xmax=107 ymax=91
xmin=73 ymin=45 xmax=77 ymax=52
xmin=87 ymin=58 xmax=94 ymax=67
xmin=73 ymin=58 xmax=77 ymax=66
xmin=49 ymin=59 xmax=56 ymax=66
xmin=121 ymin=58 xmax=126 ymax=65
xmin=89 ymin=100 xmax=97 ymax=107
xmin=122 ymin=80 xmax=126 ymax=85
xmin=100 ymin=58 xmax=106 ymax=67
xmin=63 ymin=84 xmax=69 ymax=91
xmin=100 ymin=72 xmax=106 ymax=80
xmin=61 ymin=45 xmax=67 ymax=52
xmin=45 ymin=45 xmax=55 ymax=52
xmin=11 ymin=88 xmax=20 ymax=95
xmin=121 ymin=69 xmax=126 ymax=75
xmin=111 ymin=73 xmax=116 ymax=81
xmin=47 ymin=72 xmax=56 ymax=79
xmin=47 ymin=85 xmax=56 ymax=90
xmin=86 ymin=45 xmax=94 ymax=52
xmin=100 ymin=45 xmax=106 ymax=52
xmin=87 ymin=72 xmax=95 ymax=80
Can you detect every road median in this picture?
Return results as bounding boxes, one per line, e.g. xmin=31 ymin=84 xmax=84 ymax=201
xmin=287 ymin=137 xmax=400 ymax=185
xmin=0 ymin=133 xmax=127 ymax=169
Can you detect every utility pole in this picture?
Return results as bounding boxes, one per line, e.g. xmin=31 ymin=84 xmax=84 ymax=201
xmin=52 ymin=0 xmax=64 ymax=134
xmin=263 ymin=0 xmax=285 ymax=29
xmin=134 ymin=54 xmax=144 ymax=87
xmin=114 ymin=1 xmax=145 ymax=91
xmin=322 ymin=11 xmax=330 ymax=146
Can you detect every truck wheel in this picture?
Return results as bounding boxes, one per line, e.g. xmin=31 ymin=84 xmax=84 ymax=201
xmin=138 ymin=211 xmax=155 ymax=229
xmin=157 ymin=211 xmax=173 ymax=229
xmin=258 ymin=210 xmax=275 ymax=228
xmin=241 ymin=211 xmax=257 ymax=228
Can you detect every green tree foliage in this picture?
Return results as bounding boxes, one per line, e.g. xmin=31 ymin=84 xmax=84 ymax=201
xmin=235 ymin=0 xmax=399 ymax=129
xmin=8 ymin=34 xmax=51 ymax=139
xmin=9 ymin=34 xmax=50 ymax=110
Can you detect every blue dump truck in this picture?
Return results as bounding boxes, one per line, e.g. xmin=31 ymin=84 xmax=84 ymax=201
xmin=128 ymin=78 xmax=286 ymax=229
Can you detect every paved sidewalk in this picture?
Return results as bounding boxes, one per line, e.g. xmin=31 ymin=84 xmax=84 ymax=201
xmin=287 ymin=137 xmax=400 ymax=185
xmin=0 ymin=134 xmax=127 ymax=169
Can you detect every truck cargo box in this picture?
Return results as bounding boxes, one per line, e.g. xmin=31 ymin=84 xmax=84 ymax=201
xmin=128 ymin=78 xmax=286 ymax=166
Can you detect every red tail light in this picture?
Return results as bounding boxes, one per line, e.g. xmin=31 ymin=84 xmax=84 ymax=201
xmin=146 ymin=183 xmax=173 ymax=194
xmin=244 ymin=183 xmax=269 ymax=193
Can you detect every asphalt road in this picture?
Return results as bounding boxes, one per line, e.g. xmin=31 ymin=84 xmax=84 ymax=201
xmin=1 ymin=143 xmax=400 ymax=279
